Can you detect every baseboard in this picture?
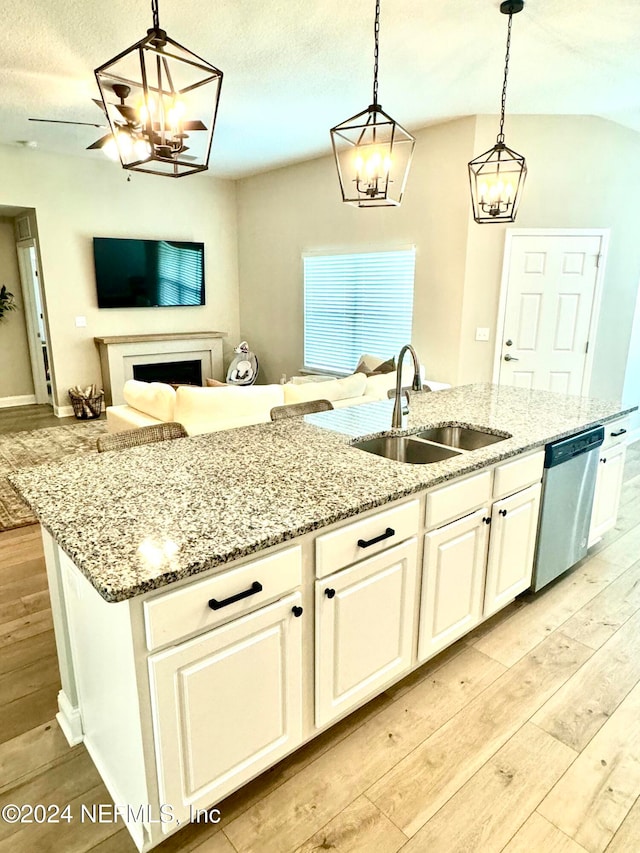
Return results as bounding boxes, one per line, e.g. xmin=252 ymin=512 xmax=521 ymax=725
xmin=0 ymin=394 xmax=36 ymax=408
xmin=54 ymin=403 xmax=75 ymax=418
xmin=56 ymin=690 xmax=84 ymax=746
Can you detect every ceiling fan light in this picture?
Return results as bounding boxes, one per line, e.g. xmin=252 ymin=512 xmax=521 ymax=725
xmin=94 ymin=0 xmax=223 ymax=177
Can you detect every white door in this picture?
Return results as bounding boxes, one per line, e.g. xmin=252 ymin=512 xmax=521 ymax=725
xmin=484 ymin=483 xmax=542 ymax=618
xmin=496 ymin=232 xmax=606 ymax=395
xmin=315 ymin=538 xmax=418 ymax=727
xmin=17 ymin=240 xmax=51 ymax=404
xmin=148 ymin=593 xmax=303 ymax=827
xmin=418 ymin=508 xmax=489 ymax=663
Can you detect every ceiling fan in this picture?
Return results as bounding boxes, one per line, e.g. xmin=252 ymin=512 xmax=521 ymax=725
xmin=28 ymin=83 xmax=206 ymax=162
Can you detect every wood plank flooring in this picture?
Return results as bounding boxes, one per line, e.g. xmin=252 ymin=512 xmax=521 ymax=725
xmin=0 ymin=443 xmax=639 ymax=852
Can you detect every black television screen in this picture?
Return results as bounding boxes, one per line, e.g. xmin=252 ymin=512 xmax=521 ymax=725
xmin=93 ymin=237 xmax=205 ymax=308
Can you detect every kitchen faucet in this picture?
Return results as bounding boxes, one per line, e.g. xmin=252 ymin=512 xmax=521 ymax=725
xmin=391 ymin=344 xmax=422 ymax=428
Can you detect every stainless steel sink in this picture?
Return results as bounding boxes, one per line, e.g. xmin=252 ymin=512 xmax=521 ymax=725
xmin=352 ymin=436 xmax=462 ymax=464
xmin=416 ymin=425 xmax=510 ymax=451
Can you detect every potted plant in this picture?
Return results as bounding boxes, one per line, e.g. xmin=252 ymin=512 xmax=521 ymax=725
xmin=0 ymin=285 xmax=17 ymax=321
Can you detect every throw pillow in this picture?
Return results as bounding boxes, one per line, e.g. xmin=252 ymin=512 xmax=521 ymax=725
xmin=354 ymin=354 xmax=396 ymax=376
xmin=205 ymin=378 xmax=227 ymax=387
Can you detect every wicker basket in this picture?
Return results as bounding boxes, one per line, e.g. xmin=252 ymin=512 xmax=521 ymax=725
xmin=68 ymin=390 xmax=104 ymax=420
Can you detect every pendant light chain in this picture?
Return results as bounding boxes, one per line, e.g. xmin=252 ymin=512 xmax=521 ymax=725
xmin=151 ymin=0 xmax=160 ymax=30
xmin=497 ymin=11 xmax=513 ymax=144
xmin=372 ymin=0 xmax=380 ymax=106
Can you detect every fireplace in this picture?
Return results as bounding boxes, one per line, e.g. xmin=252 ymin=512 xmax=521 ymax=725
xmin=133 ymin=360 xmax=202 ymax=386
xmin=94 ymin=332 xmax=226 ymax=406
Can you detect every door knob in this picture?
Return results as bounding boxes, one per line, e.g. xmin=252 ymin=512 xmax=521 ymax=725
xmin=504 ymin=354 xmax=519 ymax=362
xmin=505 ymin=339 xmax=513 ymax=347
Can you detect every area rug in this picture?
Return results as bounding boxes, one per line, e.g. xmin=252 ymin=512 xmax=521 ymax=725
xmin=0 ymin=420 xmax=108 ymax=532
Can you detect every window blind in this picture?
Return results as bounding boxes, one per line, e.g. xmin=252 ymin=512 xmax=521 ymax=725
xmin=303 ymin=249 xmax=415 ymax=374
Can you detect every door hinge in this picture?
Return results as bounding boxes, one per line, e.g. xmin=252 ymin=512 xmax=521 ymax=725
xmin=585 ymin=341 xmax=589 ymax=354
xmin=595 ymin=254 xmax=601 ymax=268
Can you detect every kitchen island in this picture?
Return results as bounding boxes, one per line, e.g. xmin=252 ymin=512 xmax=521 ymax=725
xmin=9 ymin=383 xmax=635 ymax=851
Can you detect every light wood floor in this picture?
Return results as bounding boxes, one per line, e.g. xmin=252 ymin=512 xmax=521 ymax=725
xmin=1 ymin=444 xmax=639 ymax=853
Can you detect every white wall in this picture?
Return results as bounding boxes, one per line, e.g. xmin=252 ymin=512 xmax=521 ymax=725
xmin=237 ymin=114 xmax=640 ymax=401
xmin=0 ymin=217 xmax=34 ymax=401
xmin=0 ymin=146 xmax=240 ymax=410
xmin=622 ymin=281 xmax=640 ymax=436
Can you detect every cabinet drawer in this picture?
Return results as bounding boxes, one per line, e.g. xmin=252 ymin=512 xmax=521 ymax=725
xmin=315 ymin=500 xmax=420 ymax=579
xmin=602 ymin=417 xmax=630 ymax=449
xmin=425 ymin=470 xmax=492 ymax=530
xmin=144 ymin=546 xmax=302 ymax=650
xmin=493 ymin=450 xmax=544 ymax=499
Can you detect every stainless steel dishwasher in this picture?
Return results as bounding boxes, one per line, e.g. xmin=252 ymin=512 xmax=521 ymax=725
xmin=531 ymin=425 xmax=604 ymax=592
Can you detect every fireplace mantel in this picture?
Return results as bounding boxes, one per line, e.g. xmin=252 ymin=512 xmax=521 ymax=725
xmin=95 ymin=331 xmax=227 ymax=406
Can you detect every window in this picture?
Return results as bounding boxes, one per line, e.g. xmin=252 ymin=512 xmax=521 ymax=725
xmin=157 ymin=241 xmax=204 ymax=306
xmin=303 ymin=249 xmax=415 ymax=374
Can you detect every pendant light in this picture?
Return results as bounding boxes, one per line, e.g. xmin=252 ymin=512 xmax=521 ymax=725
xmin=468 ymin=0 xmax=527 ymax=223
xmin=94 ymin=0 xmax=223 ymax=178
xmin=330 ymin=0 xmax=415 ymax=207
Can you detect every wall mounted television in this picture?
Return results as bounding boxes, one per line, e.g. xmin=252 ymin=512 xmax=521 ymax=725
xmin=93 ymin=237 xmax=205 ymax=308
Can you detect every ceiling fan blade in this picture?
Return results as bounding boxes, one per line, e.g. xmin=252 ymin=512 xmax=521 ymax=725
xmin=86 ymin=134 xmax=114 ymax=150
xmin=29 ymin=118 xmax=106 ymax=128
xmin=182 ymin=120 xmax=207 ymax=131
xmin=115 ymin=104 xmax=139 ymax=123
xmin=92 ymin=98 xmax=107 ymax=114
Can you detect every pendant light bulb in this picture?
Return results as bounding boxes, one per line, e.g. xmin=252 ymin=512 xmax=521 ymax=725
xmin=468 ymin=0 xmax=527 ymax=223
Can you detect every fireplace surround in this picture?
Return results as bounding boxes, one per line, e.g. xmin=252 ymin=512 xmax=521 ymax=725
xmin=95 ymin=332 xmax=226 ymax=406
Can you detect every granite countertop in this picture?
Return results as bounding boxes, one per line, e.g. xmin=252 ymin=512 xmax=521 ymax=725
xmin=9 ymin=383 xmax=635 ymax=603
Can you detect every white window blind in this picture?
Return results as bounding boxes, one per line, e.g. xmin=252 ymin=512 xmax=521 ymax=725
xmin=157 ymin=241 xmax=203 ymax=305
xmin=304 ymin=249 xmax=415 ymax=374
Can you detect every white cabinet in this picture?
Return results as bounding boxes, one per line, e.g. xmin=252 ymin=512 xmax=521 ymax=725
xmin=315 ymin=538 xmax=418 ymax=727
xmin=148 ymin=593 xmax=303 ymax=828
xmin=589 ymin=419 xmax=628 ymax=547
xmin=418 ymin=508 xmax=490 ymax=661
xmin=484 ymin=483 xmax=542 ymax=617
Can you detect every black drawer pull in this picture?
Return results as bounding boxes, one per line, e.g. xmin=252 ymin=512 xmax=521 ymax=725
xmin=208 ymin=581 xmax=263 ymax=610
xmin=325 ymin=588 xmax=336 ymax=599
xmin=499 ymin=509 xmax=507 ymax=517
xmin=483 ymin=517 xmax=491 ymax=525
xmin=611 ymin=429 xmax=627 ymax=437
xmin=357 ymin=527 xmax=395 ymax=549
xmin=292 ymin=606 xmax=303 ymax=617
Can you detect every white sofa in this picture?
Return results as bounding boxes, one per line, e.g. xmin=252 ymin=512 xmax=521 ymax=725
xmin=106 ymin=370 xmax=448 ymax=436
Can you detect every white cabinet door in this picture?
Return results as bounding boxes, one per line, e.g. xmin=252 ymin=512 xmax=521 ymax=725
xmin=418 ymin=508 xmax=490 ymax=663
xmin=148 ymin=593 xmax=303 ymax=827
xmin=315 ymin=538 xmax=418 ymax=728
xmin=589 ymin=443 xmax=626 ymax=546
xmin=484 ymin=483 xmax=542 ymax=618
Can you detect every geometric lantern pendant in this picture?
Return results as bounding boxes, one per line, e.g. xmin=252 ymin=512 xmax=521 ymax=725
xmin=331 ymin=104 xmax=415 ymax=207
xmin=94 ymin=0 xmax=223 ymax=178
xmin=468 ymin=0 xmax=526 ymax=223
xmin=468 ymin=140 xmax=527 ymax=223
xmin=330 ymin=0 xmax=415 ymax=208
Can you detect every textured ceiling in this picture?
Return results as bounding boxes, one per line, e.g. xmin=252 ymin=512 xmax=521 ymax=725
xmin=1 ymin=0 xmax=639 ymax=178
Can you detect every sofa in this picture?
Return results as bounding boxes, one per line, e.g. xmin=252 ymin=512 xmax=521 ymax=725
xmin=106 ymin=369 xmax=449 ymax=436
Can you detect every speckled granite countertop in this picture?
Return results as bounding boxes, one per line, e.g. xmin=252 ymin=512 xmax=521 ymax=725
xmin=9 ymin=383 xmax=635 ymax=603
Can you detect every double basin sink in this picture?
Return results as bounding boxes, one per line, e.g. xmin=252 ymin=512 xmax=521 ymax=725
xmin=352 ymin=425 xmax=511 ymax=465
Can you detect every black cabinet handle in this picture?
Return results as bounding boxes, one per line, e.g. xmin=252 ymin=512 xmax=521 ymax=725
xmin=325 ymin=588 xmax=336 ymax=598
xmin=483 ymin=517 xmax=491 ymax=525
xmin=499 ymin=509 xmax=507 ymax=517
xmin=611 ymin=429 xmax=627 ymax=437
xmin=292 ymin=606 xmax=303 ymax=617
xmin=601 ymin=457 xmax=607 ymax=464
xmin=357 ymin=527 xmax=395 ymax=549
xmin=208 ymin=581 xmax=263 ymax=610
